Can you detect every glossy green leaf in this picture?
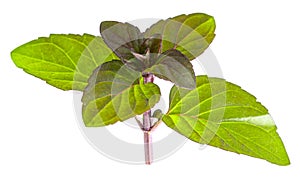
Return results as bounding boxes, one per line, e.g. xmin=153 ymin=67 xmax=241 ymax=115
xmin=82 ymin=60 xmax=161 ymax=127
xmin=144 ymin=13 xmax=216 ymax=60
xmin=163 ymin=76 xmax=290 ymax=165
xmin=11 ymin=34 xmax=118 ymax=91
xmin=145 ymin=49 xmax=196 ymax=89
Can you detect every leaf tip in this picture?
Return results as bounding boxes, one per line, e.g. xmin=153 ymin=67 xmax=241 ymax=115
xmin=10 ymin=45 xmax=24 ymax=68
xmin=100 ymin=21 xmax=118 ymax=33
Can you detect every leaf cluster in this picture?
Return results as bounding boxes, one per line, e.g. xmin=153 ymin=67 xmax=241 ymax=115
xmin=11 ymin=13 xmax=289 ymax=165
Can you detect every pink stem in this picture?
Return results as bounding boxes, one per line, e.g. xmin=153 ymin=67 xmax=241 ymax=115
xmin=142 ymin=73 xmax=154 ymax=165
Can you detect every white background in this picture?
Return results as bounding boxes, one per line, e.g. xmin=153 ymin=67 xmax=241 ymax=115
xmin=1 ymin=0 xmax=300 ymax=178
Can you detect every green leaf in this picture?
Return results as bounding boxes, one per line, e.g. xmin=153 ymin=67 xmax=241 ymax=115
xmin=145 ymin=49 xmax=196 ymax=89
xmin=11 ymin=34 xmax=118 ymax=91
xmin=144 ymin=13 xmax=216 ymax=60
xmin=82 ymin=60 xmax=161 ymax=127
xmin=163 ymin=75 xmax=290 ymax=165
